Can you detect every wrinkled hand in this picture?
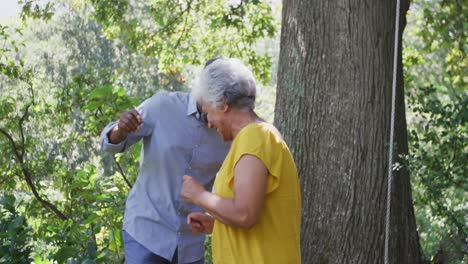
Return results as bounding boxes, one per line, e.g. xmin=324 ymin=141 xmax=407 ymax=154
xmin=187 ymin=212 xmax=214 ymax=234
xmin=117 ymin=109 xmax=142 ymax=136
xmin=109 ymin=109 xmax=142 ymax=144
xmin=181 ymin=175 xmax=205 ymax=205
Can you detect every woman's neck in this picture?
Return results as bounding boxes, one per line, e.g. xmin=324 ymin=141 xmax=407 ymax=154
xmin=229 ymin=110 xmax=261 ymax=139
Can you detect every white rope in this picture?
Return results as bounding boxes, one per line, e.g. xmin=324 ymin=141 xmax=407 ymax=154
xmin=384 ymin=0 xmax=401 ymax=263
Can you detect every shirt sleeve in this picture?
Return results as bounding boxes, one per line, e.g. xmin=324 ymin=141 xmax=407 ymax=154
xmin=229 ymin=126 xmax=281 ymax=194
xmin=99 ymin=93 xmax=163 ymax=154
xmin=100 ymin=121 xmax=125 ymax=154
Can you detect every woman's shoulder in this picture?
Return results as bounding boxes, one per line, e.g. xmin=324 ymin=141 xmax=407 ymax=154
xmin=235 ymin=122 xmax=284 ymax=148
xmin=242 ymin=122 xmax=283 ymax=139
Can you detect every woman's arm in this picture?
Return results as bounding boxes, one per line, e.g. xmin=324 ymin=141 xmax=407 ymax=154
xmin=182 ymin=154 xmax=268 ymax=229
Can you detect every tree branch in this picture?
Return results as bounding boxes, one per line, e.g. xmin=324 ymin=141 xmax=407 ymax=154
xmin=0 ymin=176 xmax=10 ymax=187
xmin=0 ymin=128 xmax=21 ymax=160
xmin=18 ymin=104 xmax=30 ymax=160
xmin=230 ymin=0 xmax=244 ymax=11
xmin=20 ymin=164 xmax=69 ymax=220
xmin=115 ymin=160 xmax=132 ymax=189
xmin=174 ymin=0 xmax=193 ymax=49
xmin=0 ymin=122 xmax=69 ymax=221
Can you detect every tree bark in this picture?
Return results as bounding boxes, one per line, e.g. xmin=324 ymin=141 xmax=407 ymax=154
xmin=274 ymin=0 xmax=424 ymax=263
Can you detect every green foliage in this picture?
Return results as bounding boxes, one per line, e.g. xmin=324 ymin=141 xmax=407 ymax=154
xmin=204 ymin=235 xmax=213 ymax=264
xmin=406 ymin=85 xmax=467 ymax=261
xmin=420 ymin=0 xmax=466 ymax=95
xmin=0 ymin=195 xmax=33 ymax=264
xmin=89 ymin=0 xmax=277 ymax=83
xmin=1 ymin=1 xmax=152 ymax=262
xmin=19 ymin=0 xmax=55 ymax=22
xmin=1 ymin=0 xmax=277 ymax=262
xmin=404 ymin=0 xmax=467 ymax=262
xmin=0 ymin=25 xmax=31 ymax=83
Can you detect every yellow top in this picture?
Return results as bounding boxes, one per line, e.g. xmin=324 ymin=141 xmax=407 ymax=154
xmin=211 ymin=122 xmax=301 ymax=264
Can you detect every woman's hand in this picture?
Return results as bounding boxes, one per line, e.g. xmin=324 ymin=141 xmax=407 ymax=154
xmin=187 ymin=212 xmax=214 ymax=234
xmin=181 ymin=175 xmax=206 ymax=205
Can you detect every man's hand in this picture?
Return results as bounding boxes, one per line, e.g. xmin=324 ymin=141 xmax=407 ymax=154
xmin=181 ymin=175 xmax=206 ymax=205
xmin=187 ymin=212 xmax=214 ymax=234
xmin=109 ymin=109 xmax=142 ymax=144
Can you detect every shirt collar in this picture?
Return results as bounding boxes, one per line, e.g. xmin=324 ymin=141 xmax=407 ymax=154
xmin=187 ymin=92 xmax=198 ymax=116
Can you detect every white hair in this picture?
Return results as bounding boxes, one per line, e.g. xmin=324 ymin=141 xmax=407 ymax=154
xmin=192 ymin=58 xmax=256 ymax=111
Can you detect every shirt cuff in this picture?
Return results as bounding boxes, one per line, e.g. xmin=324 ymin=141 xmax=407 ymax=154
xmin=100 ymin=123 xmax=128 ymax=153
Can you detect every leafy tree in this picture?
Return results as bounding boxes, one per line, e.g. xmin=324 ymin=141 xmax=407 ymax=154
xmin=1 ymin=0 xmax=277 ymax=262
xmin=0 ymin=195 xmax=33 ymax=264
xmin=403 ymin=0 xmax=467 ymax=262
xmin=1 ymin=14 xmax=136 ymax=259
xmin=89 ymin=0 xmax=277 ymax=83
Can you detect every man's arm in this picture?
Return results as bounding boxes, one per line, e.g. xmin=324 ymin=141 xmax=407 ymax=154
xmin=100 ymin=109 xmax=145 ymax=154
xmin=108 ymin=109 xmax=142 ymax=144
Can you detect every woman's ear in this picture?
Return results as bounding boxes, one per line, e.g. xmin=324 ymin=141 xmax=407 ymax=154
xmin=220 ymin=97 xmax=229 ymax=113
xmin=221 ymin=103 xmax=229 ymax=113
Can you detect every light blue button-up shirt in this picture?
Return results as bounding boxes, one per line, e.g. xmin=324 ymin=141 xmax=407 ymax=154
xmin=100 ymin=91 xmax=229 ymax=263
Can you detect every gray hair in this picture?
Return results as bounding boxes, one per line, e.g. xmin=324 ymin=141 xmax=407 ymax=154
xmin=193 ymin=58 xmax=256 ymax=111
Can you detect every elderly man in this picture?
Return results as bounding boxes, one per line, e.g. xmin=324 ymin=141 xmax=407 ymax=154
xmin=100 ymin=59 xmax=229 ymax=264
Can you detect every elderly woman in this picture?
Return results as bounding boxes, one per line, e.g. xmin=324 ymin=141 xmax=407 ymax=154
xmin=181 ymin=58 xmax=301 ymax=264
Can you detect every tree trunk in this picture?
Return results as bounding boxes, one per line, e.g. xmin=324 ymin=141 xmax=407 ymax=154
xmin=274 ymin=0 xmax=424 ymax=263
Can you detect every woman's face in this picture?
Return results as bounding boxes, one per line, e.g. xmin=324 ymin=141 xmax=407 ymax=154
xmin=201 ymin=101 xmax=231 ymax=141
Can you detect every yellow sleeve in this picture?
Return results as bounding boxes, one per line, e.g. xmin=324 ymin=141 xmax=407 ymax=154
xmin=228 ymin=125 xmax=282 ymax=193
